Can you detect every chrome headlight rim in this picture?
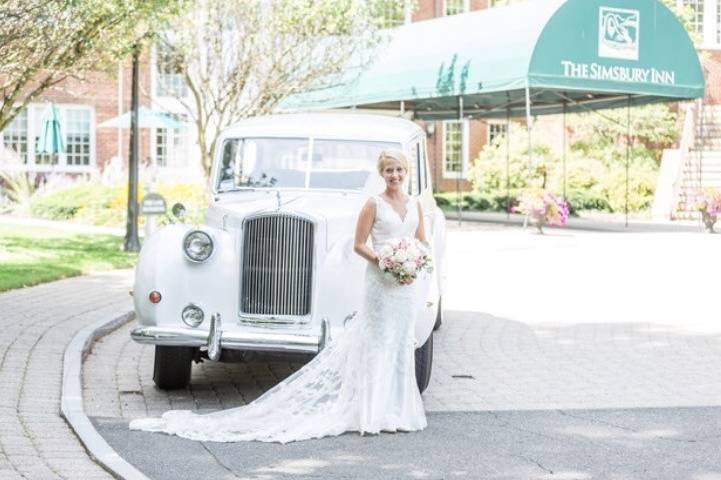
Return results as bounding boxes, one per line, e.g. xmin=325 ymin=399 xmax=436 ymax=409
xmin=181 ymin=303 xmax=205 ymax=328
xmin=182 ymin=229 xmax=214 ymax=263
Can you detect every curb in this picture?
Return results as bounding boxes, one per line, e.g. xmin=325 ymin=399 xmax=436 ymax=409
xmin=444 ymin=210 xmax=704 ymax=233
xmin=60 ymin=310 xmax=151 ymax=480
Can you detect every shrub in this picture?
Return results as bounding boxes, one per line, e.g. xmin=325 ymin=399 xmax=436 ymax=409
xmin=433 ymin=192 xmax=516 ymax=212
xmin=433 ymin=194 xmax=451 ymax=207
xmin=468 ymin=128 xmax=661 ymax=214
xmin=468 ymin=123 xmax=556 ymax=194
xmin=564 ymin=189 xmax=612 ymax=214
xmin=30 ymin=183 xmax=116 ymax=220
xmin=154 ymin=182 xmax=208 ymax=224
xmin=29 ymin=181 xmax=209 ymax=226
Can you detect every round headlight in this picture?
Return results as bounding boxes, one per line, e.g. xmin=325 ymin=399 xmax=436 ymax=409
xmin=183 ymin=230 xmax=214 ymax=262
xmin=181 ymin=304 xmax=204 ymax=327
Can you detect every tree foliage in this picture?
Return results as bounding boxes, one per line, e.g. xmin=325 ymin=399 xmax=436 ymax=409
xmin=0 ymin=0 xmax=186 ymax=131
xmin=568 ymin=104 xmax=678 ymax=163
xmin=159 ymin=0 xmax=405 ymax=176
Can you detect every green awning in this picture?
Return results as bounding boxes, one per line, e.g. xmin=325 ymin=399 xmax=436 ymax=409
xmin=284 ymin=0 xmax=704 ymax=119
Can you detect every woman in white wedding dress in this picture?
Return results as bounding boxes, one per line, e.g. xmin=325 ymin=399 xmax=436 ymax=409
xmin=129 ymin=149 xmax=428 ymax=443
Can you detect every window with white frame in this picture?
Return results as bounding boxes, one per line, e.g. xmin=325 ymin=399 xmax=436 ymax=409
xmin=443 ymin=120 xmax=468 ymax=177
xmin=0 ymin=104 xmax=94 ymax=171
xmin=488 ymin=122 xmax=508 ymax=144
xmin=680 ymin=0 xmax=721 ymax=45
xmin=378 ymin=0 xmax=411 ymax=28
xmin=156 ymin=128 xmax=169 ymax=167
xmin=155 ymin=42 xmax=188 ymax=98
xmin=684 ymin=0 xmax=705 ymax=34
xmin=444 ymin=0 xmax=468 ymax=16
xmin=154 ymin=114 xmax=190 ymax=168
xmin=64 ymin=108 xmax=91 ymax=166
xmin=2 ymin=109 xmax=28 ymax=164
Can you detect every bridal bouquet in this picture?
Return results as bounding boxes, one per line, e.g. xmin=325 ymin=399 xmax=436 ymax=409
xmin=377 ymin=237 xmax=433 ymax=285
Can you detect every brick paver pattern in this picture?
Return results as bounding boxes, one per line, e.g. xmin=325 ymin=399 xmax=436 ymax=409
xmin=84 ymin=225 xmax=721 ymax=420
xmin=0 ymin=270 xmax=132 ymax=480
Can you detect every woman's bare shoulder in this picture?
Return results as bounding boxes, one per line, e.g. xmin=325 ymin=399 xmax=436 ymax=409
xmin=359 ymin=196 xmax=377 ymax=216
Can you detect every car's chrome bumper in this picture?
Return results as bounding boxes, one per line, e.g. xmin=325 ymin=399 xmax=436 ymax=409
xmin=130 ymin=318 xmax=329 ymax=355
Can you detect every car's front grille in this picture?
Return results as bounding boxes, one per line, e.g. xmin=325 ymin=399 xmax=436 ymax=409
xmin=240 ymin=213 xmax=314 ymax=317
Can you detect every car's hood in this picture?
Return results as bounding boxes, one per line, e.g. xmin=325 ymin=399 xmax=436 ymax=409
xmin=205 ymin=190 xmax=373 ymax=249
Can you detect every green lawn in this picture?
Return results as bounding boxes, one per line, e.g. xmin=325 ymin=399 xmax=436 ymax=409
xmin=0 ymin=224 xmax=137 ymax=292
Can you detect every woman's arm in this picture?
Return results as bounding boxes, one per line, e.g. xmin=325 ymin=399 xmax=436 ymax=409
xmin=415 ymin=200 xmax=427 ymax=244
xmin=354 ymin=198 xmax=379 ymax=265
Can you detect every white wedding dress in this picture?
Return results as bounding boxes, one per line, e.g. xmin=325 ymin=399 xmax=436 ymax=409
xmin=129 ymin=195 xmax=428 ymax=443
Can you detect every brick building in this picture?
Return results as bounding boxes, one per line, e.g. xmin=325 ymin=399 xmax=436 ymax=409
xmin=0 ymin=47 xmax=196 ymax=185
xmin=2 ymin=0 xmax=719 ymax=195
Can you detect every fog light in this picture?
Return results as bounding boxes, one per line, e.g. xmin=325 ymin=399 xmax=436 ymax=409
xmin=181 ymin=304 xmax=204 ymax=327
xmin=149 ymin=291 xmax=162 ymax=304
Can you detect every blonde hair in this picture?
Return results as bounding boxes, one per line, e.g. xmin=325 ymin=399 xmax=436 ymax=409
xmin=377 ymin=149 xmax=409 ymax=175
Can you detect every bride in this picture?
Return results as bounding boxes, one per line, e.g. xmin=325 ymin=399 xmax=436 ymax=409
xmin=129 ymin=149 xmax=429 ymax=443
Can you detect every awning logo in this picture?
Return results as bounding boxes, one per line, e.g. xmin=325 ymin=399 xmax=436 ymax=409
xmin=598 ymin=7 xmax=640 ymax=61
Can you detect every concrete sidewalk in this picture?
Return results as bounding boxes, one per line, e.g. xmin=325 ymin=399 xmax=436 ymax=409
xmin=0 ymin=270 xmax=133 ymax=480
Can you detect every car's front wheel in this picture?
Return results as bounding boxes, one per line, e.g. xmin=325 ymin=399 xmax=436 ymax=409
xmin=153 ymin=345 xmax=194 ymax=389
xmin=414 ymin=332 xmax=433 ymax=393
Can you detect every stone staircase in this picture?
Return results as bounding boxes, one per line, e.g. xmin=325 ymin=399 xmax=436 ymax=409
xmin=672 ymin=103 xmax=721 ymax=220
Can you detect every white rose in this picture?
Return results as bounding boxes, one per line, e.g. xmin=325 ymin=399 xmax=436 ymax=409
xmin=406 ymin=247 xmax=420 ymax=261
xmin=394 ymin=250 xmax=408 ymax=263
xmin=402 ymin=261 xmax=417 ymax=274
xmin=378 ymin=245 xmax=393 ymax=259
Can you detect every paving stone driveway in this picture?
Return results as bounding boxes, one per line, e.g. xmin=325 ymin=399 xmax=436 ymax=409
xmin=83 ymin=224 xmax=721 ymax=421
xmin=0 ymin=270 xmax=132 ymax=480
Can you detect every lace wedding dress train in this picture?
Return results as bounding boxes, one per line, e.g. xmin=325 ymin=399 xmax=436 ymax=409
xmin=129 ymin=195 xmax=428 ymax=443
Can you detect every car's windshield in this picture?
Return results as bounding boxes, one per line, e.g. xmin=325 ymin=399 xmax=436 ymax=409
xmin=216 ymin=137 xmax=401 ymax=191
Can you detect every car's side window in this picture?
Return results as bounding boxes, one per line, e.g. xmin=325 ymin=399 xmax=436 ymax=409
xmin=217 ymin=139 xmax=240 ymax=191
xmin=417 ymin=137 xmax=428 ymax=192
xmin=407 ymin=136 xmax=427 ymax=195
xmin=405 ymin=143 xmax=418 ymax=196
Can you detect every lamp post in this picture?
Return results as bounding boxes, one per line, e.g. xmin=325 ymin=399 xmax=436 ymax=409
xmin=124 ymin=44 xmax=141 ymax=252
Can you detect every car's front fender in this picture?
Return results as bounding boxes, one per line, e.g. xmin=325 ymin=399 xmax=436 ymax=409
xmin=133 ymin=224 xmax=237 ymax=329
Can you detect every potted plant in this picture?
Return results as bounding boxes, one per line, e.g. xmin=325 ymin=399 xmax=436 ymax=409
xmin=514 ymin=189 xmax=569 ymax=234
xmin=687 ymin=188 xmax=721 ymax=233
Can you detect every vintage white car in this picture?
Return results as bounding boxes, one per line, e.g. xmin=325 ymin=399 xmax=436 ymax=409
xmin=130 ymin=113 xmax=446 ymax=393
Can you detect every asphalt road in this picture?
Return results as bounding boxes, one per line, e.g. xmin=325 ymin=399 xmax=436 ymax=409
xmin=94 ymin=407 xmax=721 ymax=480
